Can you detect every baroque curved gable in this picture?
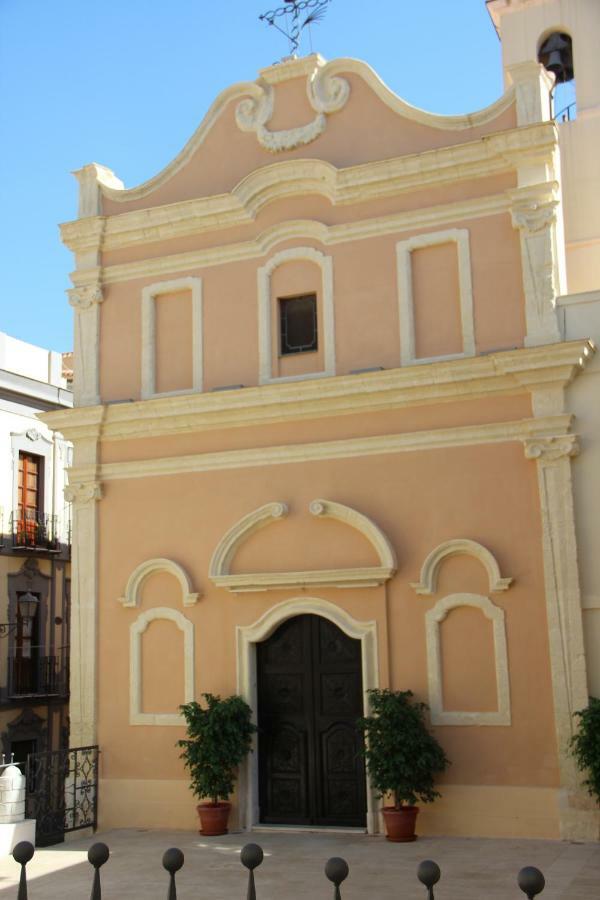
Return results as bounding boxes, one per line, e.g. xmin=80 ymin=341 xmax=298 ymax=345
xmin=75 ymin=54 xmax=518 ymax=216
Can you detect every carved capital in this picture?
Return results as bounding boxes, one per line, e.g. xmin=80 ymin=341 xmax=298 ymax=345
xmin=509 ymin=184 xmax=559 ymax=236
xmin=68 ymin=283 xmax=104 ymax=311
xmin=511 ymin=198 xmax=558 ymax=235
xmin=524 ymin=435 xmax=579 ymax=462
xmin=64 ymin=482 xmax=103 ymax=505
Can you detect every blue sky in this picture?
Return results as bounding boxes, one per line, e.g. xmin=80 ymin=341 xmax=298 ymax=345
xmin=0 ymin=0 xmax=502 ymax=353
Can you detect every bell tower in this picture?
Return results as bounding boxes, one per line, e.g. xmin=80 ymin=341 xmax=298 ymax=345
xmin=487 ymin=0 xmax=600 ymax=294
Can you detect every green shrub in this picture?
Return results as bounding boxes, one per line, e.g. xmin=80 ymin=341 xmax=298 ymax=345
xmin=570 ymin=696 xmax=600 ymax=802
xmin=178 ymin=693 xmax=256 ymax=805
xmin=358 ymin=688 xmax=449 ymax=809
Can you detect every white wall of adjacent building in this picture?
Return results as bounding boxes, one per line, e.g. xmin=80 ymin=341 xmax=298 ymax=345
xmin=0 ymin=332 xmax=73 ymax=544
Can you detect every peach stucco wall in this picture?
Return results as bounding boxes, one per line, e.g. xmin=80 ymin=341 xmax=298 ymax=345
xmin=99 ymin=212 xmax=524 ymax=403
xmin=97 ymin=424 xmax=557 ymax=796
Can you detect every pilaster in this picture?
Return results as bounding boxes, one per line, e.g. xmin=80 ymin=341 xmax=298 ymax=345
xmin=510 ymin=183 xmax=563 ymax=347
xmin=523 ymin=433 xmax=600 ymax=840
xmin=64 ymin=480 xmax=102 ymax=749
xmin=68 ymin=278 xmax=104 ymax=407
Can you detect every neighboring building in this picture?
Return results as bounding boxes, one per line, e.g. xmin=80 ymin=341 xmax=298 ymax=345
xmin=0 ymin=333 xmax=72 ymax=765
xmin=45 ymin=0 xmax=600 ymax=841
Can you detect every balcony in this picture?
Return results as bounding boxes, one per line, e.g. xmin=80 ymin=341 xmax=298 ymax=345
xmin=8 ymin=511 xmax=68 ymax=552
xmin=7 ymin=648 xmax=69 ymax=699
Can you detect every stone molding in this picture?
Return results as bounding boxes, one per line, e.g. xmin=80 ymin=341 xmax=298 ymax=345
xmin=236 ymin=595 xmax=379 ymax=833
xmin=89 ymin=415 xmax=574 ymax=484
xmin=524 ymin=434 xmax=580 ymax=462
xmin=257 ymin=246 xmax=335 ymax=385
xmin=118 ymin=558 xmax=200 ymax=608
xmin=64 ymin=482 xmax=102 ymax=505
xmin=40 ymin=340 xmax=594 ymax=445
xmin=61 ymin=123 xmax=556 ymax=254
xmin=411 ymin=538 xmax=513 ymax=595
xmin=71 ymin=55 xmax=517 ymax=212
xmin=209 ymin=501 xmax=288 ymax=581
xmin=210 ymin=498 xmax=396 ymax=593
xmin=509 ymin=183 xmax=563 ymax=347
xmin=527 ymin=430 xmax=594 ymax=838
xmin=90 ymin=195 xmax=512 ymax=288
xmin=235 ymin=60 xmax=350 ymax=152
xmin=397 ymin=228 xmax=475 ymax=366
xmin=129 ymin=607 xmax=194 ymax=726
xmin=140 ymin=276 xmax=203 ymax=399
xmin=425 ymin=592 xmax=511 ymax=727
xmin=68 ymin=283 xmax=104 ymax=310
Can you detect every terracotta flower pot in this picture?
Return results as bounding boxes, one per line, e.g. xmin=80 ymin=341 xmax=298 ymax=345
xmin=382 ymin=805 xmax=419 ymax=842
xmin=197 ymin=801 xmax=231 ymax=836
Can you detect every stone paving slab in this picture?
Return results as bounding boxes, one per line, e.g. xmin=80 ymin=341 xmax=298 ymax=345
xmin=0 ymin=828 xmax=597 ymax=899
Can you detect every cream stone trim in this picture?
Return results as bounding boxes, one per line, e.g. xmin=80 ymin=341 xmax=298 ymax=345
xmin=411 ymin=539 xmax=512 ymax=595
xmin=309 ymin=499 xmax=397 ymax=569
xmin=397 ymin=229 xmax=475 ymax=366
xmin=68 ymin=281 xmax=104 ymax=408
xmin=258 ymin=247 xmax=335 ymax=385
xmin=61 ymin=124 xmax=556 ymax=254
xmin=89 ymin=417 xmax=574 ymax=484
xmin=209 ymin=502 xmax=288 ymax=581
xmin=509 ymin=182 xmax=563 ymax=347
xmin=210 ymin=498 xmax=396 ymax=593
xmin=425 ymin=592 xmax=511 ymax=726
xmin=141 ymin=277 xmax=203 ymax=400
xmin=524 ymin=430 xmax=597 ymax=839
xmin=236 ymin=596 xmax=379 ymax=833
xmin=130 ymin=607 xmax=194 ymax=726
xmin=41 ymin=341 xmax=593 ymax=445
xmin=73 ymin=55 xmax=517 ymax=210
xmin=235 ymin=60 xmax=350 ymax=152
xmin=95 ymin=197 xmax=511 ymax=287
xmin=63 ymin=475 xmax=102 ymax=749
xmin=118 ymin=558 xmax=200 ymax=609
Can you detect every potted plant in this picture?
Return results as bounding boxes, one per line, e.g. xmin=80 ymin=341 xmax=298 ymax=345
xmin=358 ymin=688 xmax=449 ymax=842
xmin=570 ymin=696 xmax=600 ymax=803
xmin=179 ymin=693 xmax=256 ymax=835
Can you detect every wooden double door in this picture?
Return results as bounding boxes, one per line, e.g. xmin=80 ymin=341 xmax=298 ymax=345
xmin=257 ymin=614 xmax=366 ymax=827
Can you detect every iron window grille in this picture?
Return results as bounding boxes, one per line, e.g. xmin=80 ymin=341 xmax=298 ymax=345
xmin=279 ymin=293 xmax=318 ymax=355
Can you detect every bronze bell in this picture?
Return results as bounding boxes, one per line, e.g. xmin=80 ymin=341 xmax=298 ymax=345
xmin=538 ymin=32 xmax=574 ymax=83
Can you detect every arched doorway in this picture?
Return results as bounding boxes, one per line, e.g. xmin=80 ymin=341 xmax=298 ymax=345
xmin=256 ymin=614 xmax=367 ymax=827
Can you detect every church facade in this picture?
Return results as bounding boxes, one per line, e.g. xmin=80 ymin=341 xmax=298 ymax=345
xmin=44 ymin=0 xmax=600 ymax=840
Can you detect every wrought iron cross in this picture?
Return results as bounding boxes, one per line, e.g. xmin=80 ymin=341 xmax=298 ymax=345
xmin=259 ymin=0 xmax=332 ymax=57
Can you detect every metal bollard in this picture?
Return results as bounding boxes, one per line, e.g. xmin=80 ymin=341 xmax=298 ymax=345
xmin=518 ymin=866 xmax=546 ymax=898
xmin=325 ymin=857 xmax=349 ymax=900
xmin=12 ymin=841 xmax=34 ymax=900
xmin=241 ymin=843 xmax=264 ymax=900
xmin=417 ymin=860 xmax=441 ymax=900
xmin=88 ymin=842 xmax=110 ymax=900
xmin=162 ymin=848 xmax=185 ymax=900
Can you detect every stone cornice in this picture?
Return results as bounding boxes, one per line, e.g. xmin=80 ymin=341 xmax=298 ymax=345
xmin=80 ymin=195 xmax=510 ymax=288
xmin=71 ymin=414 xmax=574 ymax=484
xmin=39 ymin=340 xmax=593 ymax=445
xmin=61 ymin=123 xmax=556 ymax=256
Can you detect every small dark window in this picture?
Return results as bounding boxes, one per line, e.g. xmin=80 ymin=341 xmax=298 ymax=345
xmin=279 ymin=294 xmax=318 ymax=355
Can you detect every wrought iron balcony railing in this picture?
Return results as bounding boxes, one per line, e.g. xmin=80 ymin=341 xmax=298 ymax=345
xmin=8 ymin=510 xmax=66 ymax=551
xmin=7 ymin=647 xmax=69 ymax=699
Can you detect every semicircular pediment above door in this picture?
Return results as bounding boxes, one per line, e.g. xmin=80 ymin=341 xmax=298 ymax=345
xmin=209 ymin=498 xmax=397 ymax=592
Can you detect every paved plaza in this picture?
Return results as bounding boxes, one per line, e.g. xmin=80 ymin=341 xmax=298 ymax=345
xmin=0 ymin=829 xmax=597 ymax=899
